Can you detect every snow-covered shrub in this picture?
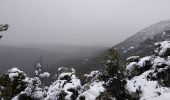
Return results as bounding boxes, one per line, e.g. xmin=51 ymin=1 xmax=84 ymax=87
xmin=44 ymin=67 xmax=106 ymax=100
xmin=13 ymin=77 xmax=45 ymax=100
xmin=77 ymin=81 xmax=105 ymax=100
xmin=45 ymin=68 xmax=81 ymax=100
xmin=35 ymin=62 xmax=50 ymax=79
xmin=126 ymin=69 xmax=170 ymax=100
xmin=155 ymin=41 xmax=170 ymax=57
xmin=127 ymin=56 xmax=140 ymax=63
xmin=34 ymin=62 xmax=50 ymax=87
xmin=127 ymin=71 xmax=160 ymax=100
xmin=0 ymin=68 xmax=50 ymax=100
xmin=35 ymin=62 xmax=42 ymax=76
xmin=2 ymin=66 xmax=106 ymax=100
xmin=126 ymin=56 xmax=153 ymax=79
xmin=76 ymin=70 xmax=106 ymax=100
xmin=83 ymin=70 xmax=101 ymax=84
xmin=10 ymin=63 xmax=50 ymax=100
xmin=39 ymin=72 xmax=50 ymax=78
xmin=0 ymin=68 xmax=27 ymax=100
xmin=126 ymin=62 xmax=139 ymax=79
xmin=126 ymin=41 xmax=170 ymax=100
xmin=147 ymin=57 xmax=170 ymax=87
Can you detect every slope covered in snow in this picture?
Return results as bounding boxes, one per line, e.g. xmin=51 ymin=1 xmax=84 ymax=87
xmin=115 ymin=19 xmax=170 ymax=56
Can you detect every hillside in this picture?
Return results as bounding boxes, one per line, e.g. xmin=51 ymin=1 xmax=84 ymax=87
xmin=114 ymin=20 xmax=170 ymax=61
xmin=2 ymin=40 xmax=170 ymax=100
xmin=0 ymin=44 xmax=106 ymax=75
xmin=2 ymin=20 xmax=170 ymax=100
xmin=115 ymin=19 xmax=170 ymax=51
xmin=74 ymin=20 xmax=170 ymax=72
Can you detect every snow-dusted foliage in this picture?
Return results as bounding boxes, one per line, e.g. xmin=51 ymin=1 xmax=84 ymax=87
xmin=126 ymin=41 xmax=170 ymax=100
xmin=77 ymin=70 xmax=105 ymax=100
xmin=7 ymin=68 xmax=26 ymax=81
xmin=12 ymin=77 xmax=45 ymax=100
xmin=77 ymin=81 xmax=105 ymax=100
xmin=127 ymin=56 xmax=140 ymax=62
xmin=126 ymin=56 xmax=153 ymax=79
xmin=1 ymin=66 xmax=106 ymax=100
xmin=9 ymin=62 xmax=51 ymax=100
xmin=0 ymin=68 xmax=26 ymax=100
xmin=45 ymin=67 xmax=105 ymax=100
xmin=34 ymin=62 xmax=50 ymax=86
xmin=126 ymin=70 xmax=170 ymax=100
xmin=35 ymin=62 xmax=50 ymax=78
xmin=99 ymin=48 xmax=129 ymax=100
xmin=84 ymin=70 xmax=101 ymax=83
xmin=155 ymin=41 xmax=170 ymax=57
xmin=45 ymin=68 xmax=81 ymax=100
xmin=39 ymin=72 xmax=50 ymax=78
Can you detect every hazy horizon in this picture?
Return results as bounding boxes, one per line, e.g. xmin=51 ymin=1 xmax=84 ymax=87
xmin=1 ymin=0 xmax=170 ymax=47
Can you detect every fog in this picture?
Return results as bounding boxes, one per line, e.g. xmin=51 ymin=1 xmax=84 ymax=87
xmin=0 ymin=0 xmax=170 ymax=46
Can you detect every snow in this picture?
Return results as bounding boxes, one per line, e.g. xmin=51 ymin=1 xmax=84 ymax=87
xmin=126 ymin=56 xmax=140 ymax=61
xmin=84 ymin=70 xmax=100 ymax=78
xmin=123 ymin=50 xmax=127 ymax=53
xmin=126 ymin=71 xmax=157 ymax=98
xmin=162 ymin=32 xmax=166 ymax=36
xmin=11 ymin=76 xmax=44 ymax=100
xmin=156 ymin=41 xmax=170 ymax=56
xmin=128 ymin=46 xmax=134 ymax=50
xmin=11 ymin=96 xmax=18 ymax=100
xmin=58 ymin=72 xmax=73 ymax=80
xmin=7 ymin=68 xmax=25 ymax=81
xmin=137 ymin=56 xmax=151 ymax=67
xmin=57 ymin=67 xmax=63 ymax=71
xmin=7 ymin=68 xmax=23 ymax=74
xmin=35 ymin=62 xmax=43 ymax=76
xmin=152 ymin=57 xmax=166 ymax=67
xmin=77 ymin=81 xmax=105 ymax=100
xmin=35 ymin=70 xmax=39 ymax=76
xmin=106 ymin=60 xmax=111 ymax=63
xmin=126 ymin=56 xmax=152 ymax=74
xmin=39 ymin=72 xmax=50 ymax=78
xmin=8 ymin=73 xmax=19 ymax=81
xmin=37 ymin=62 xmax=42 ymax=68
xmin=45 ymin=80 xmax=65 ymax=100
xmin=126 ymin=62 xmax=137 ymax=72
xmin=45 ymin=72 xmax=81 ymax=100
xmin=126 ymin=70 xmax=170 ymax=100
xmin=149 ymin=93 xmax=170 ymax=100
xmin=126 ymin=41 xmax=170 ymax=100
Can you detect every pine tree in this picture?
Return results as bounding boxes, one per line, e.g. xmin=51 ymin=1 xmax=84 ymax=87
xmin=0 ymin=24 xmax=9 ymax=39
xmin=0 ymin=68 xmax=27 ymax=100
xmin=101 ymin=48 xmax=129 ymax=100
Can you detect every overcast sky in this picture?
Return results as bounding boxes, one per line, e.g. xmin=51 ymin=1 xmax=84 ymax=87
xmin=0 ymin=0 xmax=170 ymax=46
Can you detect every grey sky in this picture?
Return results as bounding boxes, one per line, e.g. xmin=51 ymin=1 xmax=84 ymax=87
xmin=0 ymin=0 xmax=170 ymax=46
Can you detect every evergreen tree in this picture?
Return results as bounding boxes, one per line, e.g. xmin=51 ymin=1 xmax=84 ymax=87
xmin=101 ymin=48 xmax=129 ymax=100
xmin=0 ymin=24 xmax=9 ymax=39
xmin=0 ymin=68 xmax=27 ymax=100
